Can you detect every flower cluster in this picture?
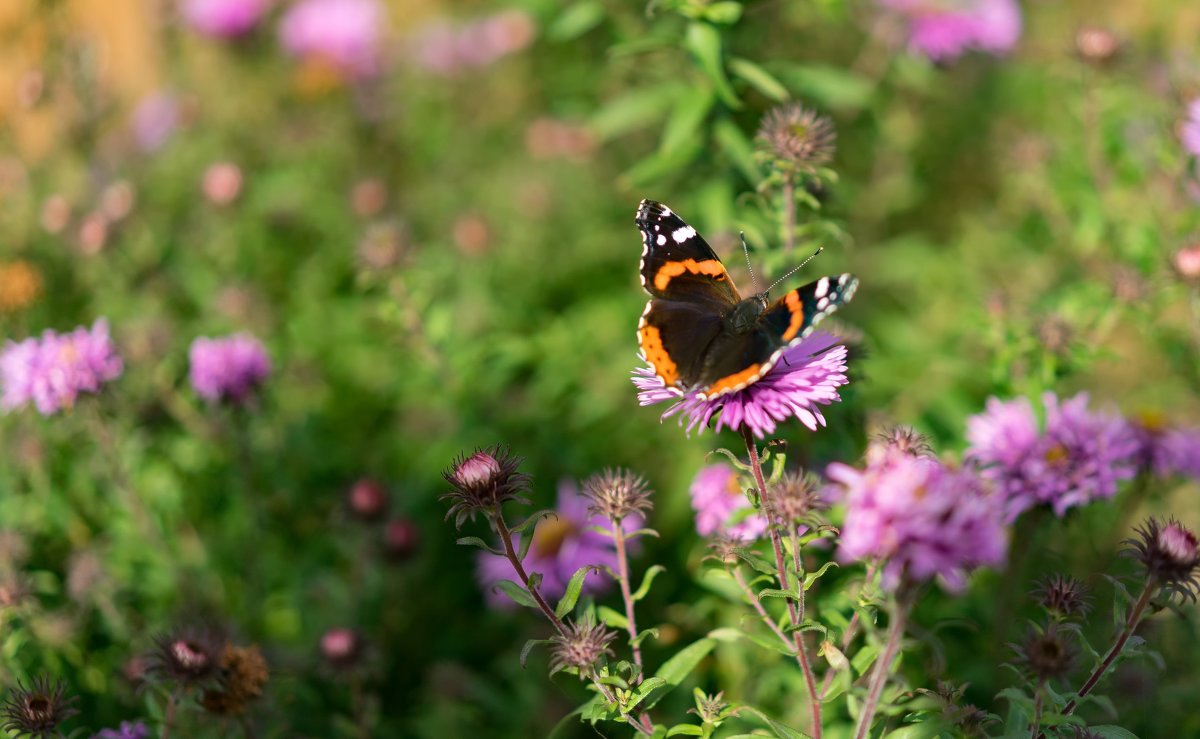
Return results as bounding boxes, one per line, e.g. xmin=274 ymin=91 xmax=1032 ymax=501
xmin=1130 ymin=413 xmax=1200 ymax=481
xmin=830 ymin=445 xmax=1008 ymax=591
xmin=410 ymin=10 xmax=537 ymax=77
xmin=477 ymin=480 xmax=639 ymax=606
xmin=0 ymin=319 xmax=123 ymax=415
xmin=689 ymin=463 xmax=768 ymax=542
xmin=189 ymin=333 xmax=272 ymax=405
xmin=879 ymin=0 xmax=1021 ymax=62
xmin=1182 ymin=99 xmax=1200 ymax=159
xmin=182 ymin=0 xmax=270 ymax=39
xmin=633 ymin=331 xmax=850 ymax=440
xmin=966 ymin=393 xmax=1139 ymax=521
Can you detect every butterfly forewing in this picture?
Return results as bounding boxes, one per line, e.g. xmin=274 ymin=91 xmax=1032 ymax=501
xmin=636 ymin=200 xmax=742 ymax=304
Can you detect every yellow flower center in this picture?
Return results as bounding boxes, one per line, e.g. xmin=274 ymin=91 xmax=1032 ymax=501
xmin=533 ymin=517 xmax=576 ymax=557
xmin=1044 ymin=444 xmax=1069 ymax=466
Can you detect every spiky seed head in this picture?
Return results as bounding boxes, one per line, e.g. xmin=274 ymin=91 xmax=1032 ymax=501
xmin=550 ymin=616 xmax=617 ymax=677
xmin=201 ymin=644 xmax=269 ymax=715
xmin=1034 ymin=574 xmax=1092 ymax=619
xmin=769 ymin=471 xmax=826 ymax=525
xmin=1125 ymin=517 xmax=1200 ymax=602
xmin=1 ymin=676 xmax=79 ymax=737
xmin=689 ymin=691 xmax=729 ymax=723
xmin=148 ymin=624 xmax=225 ymax=686
xmin=875 ymin=425 xmax=935 ymax=458
xmin=1012 ymin=625 xmax=1075 ymax=681
xmin=582 ymin=468 xmax=652 ymax=522
xmin=756 ymin=104 xmax=836 ymax=173
xmin=441 ymin=445 xmax=531 ymax=527
xmin=1074 ymin=26 xmax=1120 ymax=65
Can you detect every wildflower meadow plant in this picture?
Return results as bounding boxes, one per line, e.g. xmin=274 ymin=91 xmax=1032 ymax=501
xmin=880 ymin=0 xmax=1022 ymax=62
xmin=0 ymin=318 xmax=123 ymax=415
xmin=188 ymin=333 xmax=271 ymax=405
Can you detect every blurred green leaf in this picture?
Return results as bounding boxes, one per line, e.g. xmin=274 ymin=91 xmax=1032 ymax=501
xmin=492 ymin=579 xmax=539 ymax=609
xmin=772 ymin=63 xmax=874 ymax=110
xmin=642 ymin=637 xmax=717 ymax=709
xmin=633 ymin=564 xmax=668 ymax=601
xmin=685 ymin=23 xmax=742 ymax=109
xmin=555 ymin=565 xmax=598 ymax=617
xmin=729 ymin=58 xmax=789 ymax=102
xmin=547 ymin=1 xmax=606 ymax=41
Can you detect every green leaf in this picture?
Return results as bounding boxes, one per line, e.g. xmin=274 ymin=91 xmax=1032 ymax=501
xmin=521 ymin=638 xmax=554 ymax=668
xmin=626 ymin=676 xmax=668 ymax=710
xmin=757 ymin=588 xmax=802 ymax=601
xmin=685 ymin=23 xmax=741 ymax=109
xmin=728 ymin=58 xmax=789 ymax=102
xmin=598 ymin=605 xmax=629 ymax=630
xmin=546 ymin=1 xmax=605 ymax=41
xmin=660 ymin=85 xmax=716 ymax=155
xmin=455 ymin=536 xmax=504 ymax=555
xmin=590 ymin=87 xmax=676 ymax=141
xmin=774 ymin=63 xmax=873 ymax=110
xmin=632 ymin=627 xmax=661 ymax=648
xmin=713 ymin=118 xmax=762 ymax=183
xmin=1089 ymin=727 xmax=1140 ymax=739
xmin=709 ymin=626 xmax=793 ymax=656
xmin=851 ymin=642 xmax=879 ymax=676
xmin=803 ymin=561 xmax=838 ymax=589
xmin=703 ymin=1 xmax=743 ymax=24
xmin=885 ymin=720 xmax=952 ymax=738
xmin=641 ymin=638 xmax=717 ymax=709
xmin=492 ymin=579 xmax=538 ymax=609
xmin=555 ymin=565 xmax=598 ymax=618
xmin=633 ymin=565 xmax=667 ymax=601
xmin=667 ymin=726 xmax=705 ymax=736
xmin=739 ymin=707 xmax=814 ymax=739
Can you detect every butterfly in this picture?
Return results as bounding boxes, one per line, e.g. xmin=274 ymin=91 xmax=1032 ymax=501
xmin=636 ymin=199 xmax=858 ymax=401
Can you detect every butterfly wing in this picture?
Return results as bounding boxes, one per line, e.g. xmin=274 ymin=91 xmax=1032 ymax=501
xmin=695 ymin=273 xmax=858 ymax=400
xmin=636 ymin=200 xmax=741 ymax=390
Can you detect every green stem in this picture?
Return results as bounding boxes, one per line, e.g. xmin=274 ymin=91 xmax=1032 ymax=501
xmin=853 ymin=587 xmax=913 ymax=739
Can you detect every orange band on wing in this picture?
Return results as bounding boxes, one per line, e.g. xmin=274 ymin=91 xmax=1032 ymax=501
xmin=782 ymin=291 xmax=805 ymax=341
xmin=654 ymin=259 xmax=726 ymax=292
xmin=706 ymin=364 xmax=761 ymax=396
xmin=639 ymin=324 xmax=679 ymax=385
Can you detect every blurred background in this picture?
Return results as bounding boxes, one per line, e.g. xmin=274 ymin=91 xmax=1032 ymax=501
xmin=2 ymin=0 xmax=1200 ymax=736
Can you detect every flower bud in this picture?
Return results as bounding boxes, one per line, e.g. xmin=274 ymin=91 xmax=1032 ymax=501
xmin=347 ymin=478 xmax=389 ymax=522
xmin=383 ymin=518 xmax=419 ymax=561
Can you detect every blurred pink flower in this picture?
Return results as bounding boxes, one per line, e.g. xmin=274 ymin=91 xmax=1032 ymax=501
xmin=0 ymin=319 xmax=123 ymax=415
xmin=411 ymin=10 xmax=536 ymax=76
xmin=880 ymin=0 xmax=1021 ymax=62
xmin=1181 ymin=100 xmax=1200 ymax=158
xmin=280 ymin=0 xmax=385 ymax=79
xmin=181 ymin=0 xmax=270 ymax=39
xmin=188 ymin=333 xmax=271 ymax=404
xmin=689 ymin=463 xmax=768 ymax=542
xmin=131 ymin=92 xmax=181 ymax=153
xmin=202 ymin=162 xmax=243 ymax=205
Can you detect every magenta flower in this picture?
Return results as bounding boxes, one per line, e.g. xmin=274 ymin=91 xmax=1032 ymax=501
xmin=477 ymin=480 xmax=641 ymax=608
xmin=131 ymin=92 xmax=181 ymax=153
xmin=181 ymin=0 xmax=269 ymax=39
xmin=0 ymin=319 xmax=123 ymax=415
xmin=410 ymin=10 xmax=536 ymax=76
xmin=966 ymin=393 xmax=1139 ymax=521
xmin=93 ymin=722 xmax=151 ymax=739
xmin=689 ymin=464 xmax=768 ymax=542
xmin=279 ymin=0 xmax=385 ymax=80
xmin=188 ymin=333 xmax=271 ymax=404
xmin=1131 ymin=415 xmax=1200 ymax=481
xmin=1182 ymin=100 xmax=1200 ymax=158
xmin=830 ymin=446 xmax=1007 ymax=591
xmin=632 ymin=331 xmax=849 ymax=440
xmin=879 ymin=0 xmax=1021 ymax=62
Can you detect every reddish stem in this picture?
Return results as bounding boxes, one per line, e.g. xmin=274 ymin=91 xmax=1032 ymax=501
xmin=612 ymin=524 xmax=644 ymax=677
xmin=492 ymin=513 xmax=568 ymax=637
xmin=853 ymin=587 xmax=913 ymax=739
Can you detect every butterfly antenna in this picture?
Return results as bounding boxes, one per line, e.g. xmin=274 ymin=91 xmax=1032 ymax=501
xmin=741 ymin=232 xmax=760 ymax=293
xmin=765 ymin=246 xmax=824 ymax=294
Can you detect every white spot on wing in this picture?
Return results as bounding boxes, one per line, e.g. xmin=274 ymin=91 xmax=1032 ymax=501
xmin=657 ymin=234 xmax=666 ymax=246
xmin=814 ymin=277 xmax=830 ymax=298
xmin=671 ymin=225 xmax=696 ymax=244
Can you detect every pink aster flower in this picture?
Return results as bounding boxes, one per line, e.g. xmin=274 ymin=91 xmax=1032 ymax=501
xmin=880 ymin=0 xmax=1021 ymax=62
xmin=632 ymin=331 xmax=849 ymax=440
xmin=93 ymin=721 xmax=151 ymax=739
xmin=477 ymin=480 xmax=641 ymax=608
xmin=181 ymin=0 xmax=269 ymax=39
xmin=689 ymin=464 xmax=768 ymax=542
xmin=188 ymin=333 xmax=271 ymax=404
xmin=410 ymin=11 xmax=536 ymax=76
xmin=131 ymin=92 xmax=181 ymax=153
xmin=830 ymin=445 xmax=1007 ymax=591
xmin=0 ymin=319 xmax=123 ymax=415
xmin=1181 ymin=99 xmax=1200 ymax=158
xmin=966 ymin=393 xmax=1139 ymax=521
xmin=1131 ymin=414 xmax=1200 ymax=481
xmin=279 ymin=0 xmax=385 ymax=80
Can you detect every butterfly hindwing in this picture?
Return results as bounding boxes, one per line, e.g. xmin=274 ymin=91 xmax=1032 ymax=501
xmin=638 ymin=299 xmax=725 ymax=391
xmin=760 ymin=273 xmax=859 ymax=347
xmin=636 ymin=199 xmax=742 ymax=305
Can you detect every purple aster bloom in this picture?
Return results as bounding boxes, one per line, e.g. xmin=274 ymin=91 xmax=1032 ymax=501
xmin=181 ymin=0 xmax=269 ymax=39
xmin=879 ymin=0 xmax=1021 ymax=62
xmin=966 ymin=393 xmax=1139 ymax=521
xmin=1131 ymin=413 xmax=1200 ymax=481
xmin=689 ymin=464 xmax=768 ymax=542
xmin=830 ymin=445 xmax=1007 ymax=591
xmin=131 ymin=92 xmax=181 ymax=153
xmin=1182 ymin=99 xmax=1200 ymax=158
xmin=1 ymin=319 xmax=123 ymax=415
xmin=188 ymin=333 xmax=271 ymax=404
xmin=92 ymin=721 xmax=151 ymax=739
xmin=279 ymin=0 xmax=385 ymax=80
xmin=632 ymin=331 xmax=849 ymax=440
xmin=477 ymin=480 xmax=641 ymax=608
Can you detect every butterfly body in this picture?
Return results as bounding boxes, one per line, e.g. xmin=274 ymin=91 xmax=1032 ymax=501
xmin=636 ymin=199 xmax=857 ymax=401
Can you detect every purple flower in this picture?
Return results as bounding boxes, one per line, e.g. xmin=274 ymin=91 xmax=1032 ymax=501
xmin=632 ymin=331 xmax=849 ymax=440
xmin=93 ymin=721 xmax=151 ymax=739
xmin=689 ymin=463 xmax=768 ymax=542
xmin=131 ymin=92 xmax=181 ymax=153
xmin=966 ymin=393 xmax=1139 ymax=521
xmin=279 ymin=0 xmax=385 ymax=80
xmin=1 ymin=319 xmax=123 ymax=415
xmin=477 ymin=480 xmax=641 ymax=608
xmin=830 ymin=446 xmax=1007 ymax=591
xmin=181 ymin=0 xmax=269 ymax=39
xmin=410 ymin=11 xmax=536 ymax=76
xmin=1131 ymin=413 xmax=1200 ymax=481
xmin=880 ymin=0 xmax=1021 ymax=62
xmin=1182 ymin=99 xmax=1200 ymax=158
xmin=188 ymin=333 xmax=271 ymax=404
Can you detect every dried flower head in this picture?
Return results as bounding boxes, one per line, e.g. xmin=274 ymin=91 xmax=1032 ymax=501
xmin=442 ymin=446 xmax=531 ymax=526
xmin=1 ymin=676 xmax=79 ymax=737
xmin=1034 ymin=574 xmax=1091 ymax=619
xmin=707 ymin=535 xmax=742 ymax=566
xmin=581 ymin=468 xmax=653 ymax=522
xmin=756 ymin=104 xmax=836 ymax=172
xmin=1012 ymin=625 xmax=1075 ymax=681
xmin=1074 ymin=25 xmax=1120 ymax=65
xmin=201 ymin=643 xmax=269 ymax=715
xmin=769 ymin=470 xmax=826 ymax=525
xmin=1125 ymin=517 xmax=1200 ymax=601
xmin=875 ymin=425 xmax=934 ymax=458
xmin=149 ymin=624 xmax=225 ymax=686
xmin=0 ymin=261 xmax=42 ymax=314
xmin=550 ymin=615 xmax=617 ymax=677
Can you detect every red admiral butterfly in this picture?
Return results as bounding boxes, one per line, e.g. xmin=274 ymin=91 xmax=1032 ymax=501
xmin=636 ymin=199 xmax=858 ymax=400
